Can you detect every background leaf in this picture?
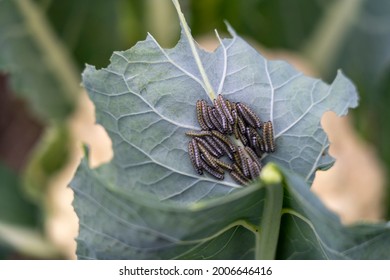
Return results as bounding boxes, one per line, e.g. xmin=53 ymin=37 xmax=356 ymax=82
xmin=189 ymin=0 xmax=333 ymax=51
xmin=23 ymin=124 xmax=71 ymax=202
xmin=0 ymin=0 xmax=79 ymax=121
xmin=0 ymin=164 xmax=38 ymax=226
xmin=34 ymin=0 xmax=143 ymax=70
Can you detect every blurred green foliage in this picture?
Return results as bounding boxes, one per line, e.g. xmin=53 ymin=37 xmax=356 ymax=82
xmin=0 ymin=164 xmax=39 ymax=226
xmin=0 ymin=0 xmax=78 ymax=121
xmin=0 ymin=0 xmax=389 ymax=258
xmin=321 ymin=1 xmax=390 ymax=186
xmin=23 ymin=124 xmax=71 ymax=202
xmin=0 ymin=0 xmax=78 ymax=259
xmin=35 ymin=0 xmax=178 ymax=69
xmin=189 ymin=0 xmax=332 ymax=50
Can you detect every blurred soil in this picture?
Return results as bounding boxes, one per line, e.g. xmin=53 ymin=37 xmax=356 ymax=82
xmin=0 ymin=75 xmax=44 ymax=172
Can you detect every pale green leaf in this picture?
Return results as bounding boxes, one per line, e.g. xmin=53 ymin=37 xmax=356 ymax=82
xmin=81 ymin=21 xmax=357 ymax=205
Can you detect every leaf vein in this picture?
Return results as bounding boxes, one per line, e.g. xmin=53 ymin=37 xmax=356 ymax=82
xmin=148 ymin=33 xmax=208 ymax=94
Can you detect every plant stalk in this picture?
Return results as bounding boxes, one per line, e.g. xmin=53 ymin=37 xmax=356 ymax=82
xmin=172 ymin=0 xmax=216 ymax=100
xmin=256 ymin=165 xmax=284 ymax=260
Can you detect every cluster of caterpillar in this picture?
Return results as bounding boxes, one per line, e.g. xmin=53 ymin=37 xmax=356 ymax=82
xmin=186 ymin=94 xmax=275 ymax=185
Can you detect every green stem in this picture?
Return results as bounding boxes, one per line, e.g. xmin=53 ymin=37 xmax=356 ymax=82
xmin=172 ymin=0 xmax=216 ymax=100
xmin=256 ymin=165 xmax=284 ymax=260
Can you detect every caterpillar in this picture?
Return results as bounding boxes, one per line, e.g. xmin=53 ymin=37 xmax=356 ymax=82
xmin=196 ymin=100 xmax=208 ymax=130
xmin=263 ymin=121 xmax=275 ymax=153
xmin=217 ymin=94 xmax=234 ymax=125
